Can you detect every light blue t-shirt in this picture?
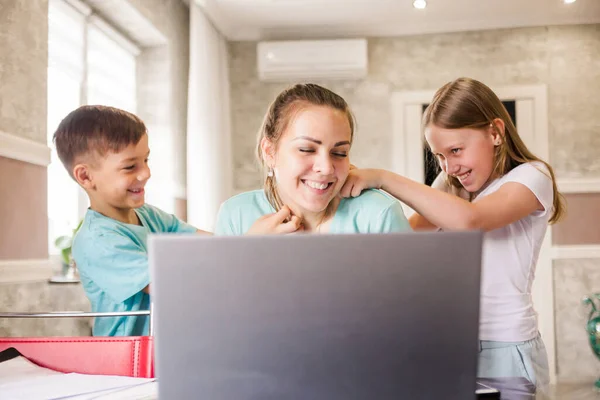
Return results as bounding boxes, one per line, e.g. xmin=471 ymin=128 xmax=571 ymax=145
xmin=72 ymin=204 xmax=197 ymax=336
xmin=215 ymin=189 xmax=411 ymax=235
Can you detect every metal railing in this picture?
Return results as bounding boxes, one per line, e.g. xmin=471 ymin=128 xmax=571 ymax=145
xmin=0 ymin=304 xmax=154 ymax=336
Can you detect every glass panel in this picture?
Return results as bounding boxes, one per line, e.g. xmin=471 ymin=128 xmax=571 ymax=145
xmin=421 ymin=104 xmax=439 ymax=186
xmin=86 ymin=24 xmax=137 ymax=112
xmin=502 ymin=100 xmax=517 ymax=125
xmin=47 ymin=0 xmax=85 ymax=255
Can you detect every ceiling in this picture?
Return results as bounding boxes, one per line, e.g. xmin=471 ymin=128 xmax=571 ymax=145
xmin=195 ymin=0 xmax=600 ymax=41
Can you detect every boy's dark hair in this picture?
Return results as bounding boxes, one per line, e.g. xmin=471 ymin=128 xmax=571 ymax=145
xmin=53 ymin=105 xmax=147 ymax=178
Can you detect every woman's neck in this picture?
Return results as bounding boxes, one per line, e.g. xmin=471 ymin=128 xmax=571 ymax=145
xmin=289 ymin=196 xmax=341 ymax=233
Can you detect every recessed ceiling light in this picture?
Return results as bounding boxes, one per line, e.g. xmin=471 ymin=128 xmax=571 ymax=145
xmin=563 ymin=0 xmax=576 ymax=3
xmin=413 ymin=0 xmax=427 ymax=9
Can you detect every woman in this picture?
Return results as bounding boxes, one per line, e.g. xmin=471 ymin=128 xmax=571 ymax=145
xmin=215 ymin=83 xmax=410 ymax=236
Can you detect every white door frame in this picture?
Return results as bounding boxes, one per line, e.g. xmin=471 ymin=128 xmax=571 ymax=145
xmin=391 ymin=85 xmax=556 ymax=383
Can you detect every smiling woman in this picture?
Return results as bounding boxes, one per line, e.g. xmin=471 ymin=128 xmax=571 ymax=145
xmin=214 ymin=83 xmax=411 ymax=236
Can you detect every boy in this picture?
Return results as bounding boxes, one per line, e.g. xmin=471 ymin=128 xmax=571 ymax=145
xmin=53 ymin=105 xmax=206 ymax=336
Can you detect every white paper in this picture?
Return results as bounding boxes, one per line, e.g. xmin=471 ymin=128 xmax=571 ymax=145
xmin=0 ymin=357 xmax=156 ymax=400
xmin=0 ymin=355 xmax=62 ymax=386
xmin=62 ymin=379 xmax=157 ymax=400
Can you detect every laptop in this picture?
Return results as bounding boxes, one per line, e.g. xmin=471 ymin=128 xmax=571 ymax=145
xmin=150 ymin=231 xmax=483 ymax=399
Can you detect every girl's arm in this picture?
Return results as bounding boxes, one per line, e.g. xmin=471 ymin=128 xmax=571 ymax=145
xmin=341 ymin=169 xmax=544 ymax=232
xmin=408 ymin=212 xmax=437 ymax=231
xmin=407 ymin=172 xmax=467 ymax=231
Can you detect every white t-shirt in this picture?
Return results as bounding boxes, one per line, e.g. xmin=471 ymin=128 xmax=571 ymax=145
xmin=433 ymin=162 xmax=554 ymax=342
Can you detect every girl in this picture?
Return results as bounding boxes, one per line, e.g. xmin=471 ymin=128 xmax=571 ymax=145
xmin=341 ymin=77 xmax=565 ymax=389
xmin=215 ymin=83 xmax=411 ymax=236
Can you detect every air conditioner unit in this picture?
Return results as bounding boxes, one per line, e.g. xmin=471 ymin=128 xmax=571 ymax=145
xmin=257 ymin=39 xmax=368 ymax=82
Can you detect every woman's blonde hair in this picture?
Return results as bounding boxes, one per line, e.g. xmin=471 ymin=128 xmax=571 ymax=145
xmin=422 ymin=77 xmax=565 ymax=223
xmin=256 ymin=83 xmax=355 ymax=211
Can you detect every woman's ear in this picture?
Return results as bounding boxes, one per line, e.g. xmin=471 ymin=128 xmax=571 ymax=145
xmin=490 ymin=118 xmax=505 ymax=146
xmin=260 ymin=137 xmax=276 ymax=167
xmin=73 ymin=163 xmax=94 ymax=190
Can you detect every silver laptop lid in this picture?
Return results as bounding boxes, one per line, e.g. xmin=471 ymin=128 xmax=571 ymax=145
xmin=150 ymin=231 xmax=482 ymax=400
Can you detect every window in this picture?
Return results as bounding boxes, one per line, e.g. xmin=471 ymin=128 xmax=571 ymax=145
xmin=47 ymin=0 xmax=139 ymax=255
xmin=86 ymin=17 xmax=137 ymax=111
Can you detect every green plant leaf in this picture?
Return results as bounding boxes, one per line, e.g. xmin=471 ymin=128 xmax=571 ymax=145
xmin=73 ymin=219 xmax=83 ymax=234
xmin=61 ymin=247 xmax=70 ymax=265
xmin=54 ymin=235 xmax=72 ymax=249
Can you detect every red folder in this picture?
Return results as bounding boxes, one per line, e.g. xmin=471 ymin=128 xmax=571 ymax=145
xmin=0 ymin=336 xmax=154 ymax=378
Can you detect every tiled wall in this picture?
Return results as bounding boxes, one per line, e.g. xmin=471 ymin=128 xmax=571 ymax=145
xmin=228 ymin=25 xmax=600 ymax=191
xmin=0 ymin=157 xmax=48 ymax=260
xmin=0 ymin=282 xmax=91 ymax=337
xmin=552 ymin=193 xmax=600 ymax=382
xmin=554 ymin=259 xmax=600 ymax=382
xmin=228 ymin=24 xmax=600 ymax=382
xmin=553 ymin=194 xmax=600 ymax=246
xmin=0 ymin=0 xmax=48 ymax=144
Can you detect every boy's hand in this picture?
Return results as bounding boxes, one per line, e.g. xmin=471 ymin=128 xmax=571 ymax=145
xmin=247 ymin=205 xmax=303 ymax=235
xmin=340 ymin=168 xmax=384 ymax=198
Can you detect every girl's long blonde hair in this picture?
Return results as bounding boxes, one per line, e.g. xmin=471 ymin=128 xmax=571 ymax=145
xmin=422 ymin=77 xmax=565 ymax=223
xmin=256 ymin=83 xmax=355 ymax=211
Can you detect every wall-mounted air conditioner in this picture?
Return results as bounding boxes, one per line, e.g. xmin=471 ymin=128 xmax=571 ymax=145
xmin=257 ymin=39 xmax=368 ymax=82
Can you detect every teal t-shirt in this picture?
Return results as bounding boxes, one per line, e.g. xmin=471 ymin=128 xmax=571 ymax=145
xmin=72 ymin=204 xmax=197 ymax=336
xmin=215 ymin=189 xmax=411 ymax=235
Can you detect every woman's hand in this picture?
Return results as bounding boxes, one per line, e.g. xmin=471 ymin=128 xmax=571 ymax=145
xmin=247 ymin=205 xmax=303 ymax=235
xmin=340 ymin=168 xmax=385 ymax=198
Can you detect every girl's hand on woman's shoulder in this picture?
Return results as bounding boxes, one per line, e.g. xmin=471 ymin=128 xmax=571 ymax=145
xmin=247 ymin=205 xmax=304 ymax=235
xmin=340 ymin=168 xmax=385 ymax=198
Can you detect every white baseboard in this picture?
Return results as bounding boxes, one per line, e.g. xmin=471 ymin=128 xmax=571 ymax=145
xmin=552 ymin=245 xmax=600 ymax=260
xmin=0 ymin=259 xmax=54 ymax=284
xmin=0 ymin=130 xmax=51 ymax=167
xmin=557 ymin=178 xmax=600 ymax=193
